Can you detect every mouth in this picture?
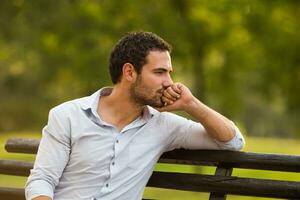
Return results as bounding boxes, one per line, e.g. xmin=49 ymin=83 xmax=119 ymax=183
xmin=153 ymin=89 xmax=164 ymax=107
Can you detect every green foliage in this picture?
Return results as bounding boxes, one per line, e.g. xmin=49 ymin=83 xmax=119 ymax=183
xmin=0 ymin=0 xmax=299 ymax=137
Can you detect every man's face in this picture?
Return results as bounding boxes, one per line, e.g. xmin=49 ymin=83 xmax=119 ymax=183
xmin=130 ymin=50 xmax=173 ymax=107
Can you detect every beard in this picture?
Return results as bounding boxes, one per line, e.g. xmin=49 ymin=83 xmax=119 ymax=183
xmin=130 ymin=75 xmax=164 ymax=107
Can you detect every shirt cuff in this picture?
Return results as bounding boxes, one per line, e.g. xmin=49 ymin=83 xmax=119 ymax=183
xmin=214 ymin=122 xmax=245 ymax=151
xmin=25 ymin=179 xmax=54 ymax=200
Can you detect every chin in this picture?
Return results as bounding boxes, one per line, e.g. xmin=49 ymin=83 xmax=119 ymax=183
xmin=149 ymin=99 xmax=164 ymax=108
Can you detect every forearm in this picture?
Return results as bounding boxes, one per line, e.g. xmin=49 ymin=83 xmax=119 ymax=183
xmin=184 ymin=97 xmax=235 ymax=142
xmin=32 ymin=196 xmax=52 ymax=200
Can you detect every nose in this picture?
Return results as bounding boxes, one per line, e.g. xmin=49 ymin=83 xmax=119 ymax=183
xmin=162 ymin=74 xmax=173 ymax=88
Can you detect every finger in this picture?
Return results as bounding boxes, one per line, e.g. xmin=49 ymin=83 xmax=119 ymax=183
xmin=162 ymin=96 xmax=174 ymax=105
xmin=156 ymin=106 xmax=170 ymax=112
xmin=165 ymin=87 xmax=180 ymax=99
xmin=159 ymin=101 xmax=178 ymax=112
xmin=171 ymin=84 xmax=182 ymax=94
xmin=156 ymin=103 xmax=173 ymax=112
xmin=163 ymin=89 xmax=177 ymax=101
xmin=155 ymin=107 xmax=165 ymax=112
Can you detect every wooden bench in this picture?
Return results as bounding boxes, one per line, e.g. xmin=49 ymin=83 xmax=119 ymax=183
xmin=1 ymin=138 xmax=300 ymax=199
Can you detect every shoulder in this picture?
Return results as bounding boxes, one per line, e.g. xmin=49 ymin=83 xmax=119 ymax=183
xmin=49 ymin=96 xmax=88 ymax=118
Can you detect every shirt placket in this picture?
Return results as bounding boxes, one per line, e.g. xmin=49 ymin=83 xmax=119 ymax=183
xmin=99 ymin=129 xmax=120 ymax=194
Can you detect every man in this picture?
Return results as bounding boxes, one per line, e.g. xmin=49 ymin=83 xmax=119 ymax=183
xmin=25 ymin=31 xmax=245 ymax=200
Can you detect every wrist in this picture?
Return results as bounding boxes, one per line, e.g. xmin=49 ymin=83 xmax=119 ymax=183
xmin=184 ymin=97 xmax=208 ymax=119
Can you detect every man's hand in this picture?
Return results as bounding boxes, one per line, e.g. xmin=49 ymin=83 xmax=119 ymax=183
xmin=157 ymin=83 xmax=195 ymax=112
xmin=156 ymin=82 xmax=236 ymax=142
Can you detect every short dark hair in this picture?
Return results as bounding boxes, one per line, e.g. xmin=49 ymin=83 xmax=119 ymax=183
xmin=109 ymin=31 xmax=172 ymax=84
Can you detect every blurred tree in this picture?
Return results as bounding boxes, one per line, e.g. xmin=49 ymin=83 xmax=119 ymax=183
xmin=0 ymin=0 xmax=299 ymax=138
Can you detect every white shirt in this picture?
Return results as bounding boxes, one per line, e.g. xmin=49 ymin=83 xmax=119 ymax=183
xmin=25 ymin=88 xmax=245 ymax=200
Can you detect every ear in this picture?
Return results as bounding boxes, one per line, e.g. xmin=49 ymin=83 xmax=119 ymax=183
xmin=122 ymin=63 xmax=137 ymax=82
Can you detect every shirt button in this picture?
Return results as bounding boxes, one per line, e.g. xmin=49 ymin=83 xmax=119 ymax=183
xmin=106 ymin=183 xmax=109 ymax=187
xmin=112 ymin=162 xmax=115 ymax=165
xmin=116 ymin=140 xmax=119 ymax=143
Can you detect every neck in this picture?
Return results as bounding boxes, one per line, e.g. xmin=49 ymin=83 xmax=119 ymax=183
xmin=98 ymin=84 xmax=144 ymax=131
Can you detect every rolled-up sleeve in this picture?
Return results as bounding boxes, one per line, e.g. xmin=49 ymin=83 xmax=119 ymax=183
xmin=165 ymin=112 xmax=245 ymax=151
xmin=213 ymin=122 xmax=245 ymax=151
xmin=25 ymin=108 xmax=71 ymax=200
xmin=25 ymin=179 xmax=54 ymax=200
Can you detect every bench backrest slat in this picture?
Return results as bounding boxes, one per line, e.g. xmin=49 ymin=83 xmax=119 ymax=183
xmin=6 ymin=138 xmax=300 ymax=172
xmin=5 ymin=138 xmax=39 ymax=154
xmin=161 ymin=149 xmax=300 ymax=172
xmin=148 ymin=172 xmax=300 ymax=198
xmin=0 ymin=160 xmax=32 ymax=176
xmin=0 ymin=187 xmax=25 ymax=200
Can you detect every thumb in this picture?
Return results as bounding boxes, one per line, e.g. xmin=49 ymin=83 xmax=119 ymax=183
xmin=155 ymin=104 xmax=176 ymax=112
xmin=154 ymin=106 xmax=167 ymax=112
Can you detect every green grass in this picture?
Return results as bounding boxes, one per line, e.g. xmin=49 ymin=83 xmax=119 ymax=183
xmin=1 ymin=133 xmax=300 ymax=199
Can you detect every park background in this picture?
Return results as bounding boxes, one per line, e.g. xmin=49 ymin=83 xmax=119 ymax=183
xmin=0 ymin=0 xmax=299 ymax=199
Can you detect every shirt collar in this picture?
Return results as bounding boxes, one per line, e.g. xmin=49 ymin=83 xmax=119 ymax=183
xmin=80 ymin=87 xmax=157 ymax=121
xmin=80 ymin=87 xmax=113 ymax=113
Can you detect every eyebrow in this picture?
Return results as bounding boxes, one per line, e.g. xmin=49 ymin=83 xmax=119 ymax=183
xmin=153 ymin=68 xmax=173 ymax=73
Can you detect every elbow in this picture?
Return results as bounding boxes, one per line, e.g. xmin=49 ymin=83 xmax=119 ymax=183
xmin=233 ymin=136 xmax=245 ymax=151
xmin=230 ymin=122 xmax=246 ymax=151
xmin=231 ymin=128 xmax=246 ymax=151
xmin=222 ymin=126 xmax=246 ymax=151
xmin=25 ymin=178 xmax=55 ymax=200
